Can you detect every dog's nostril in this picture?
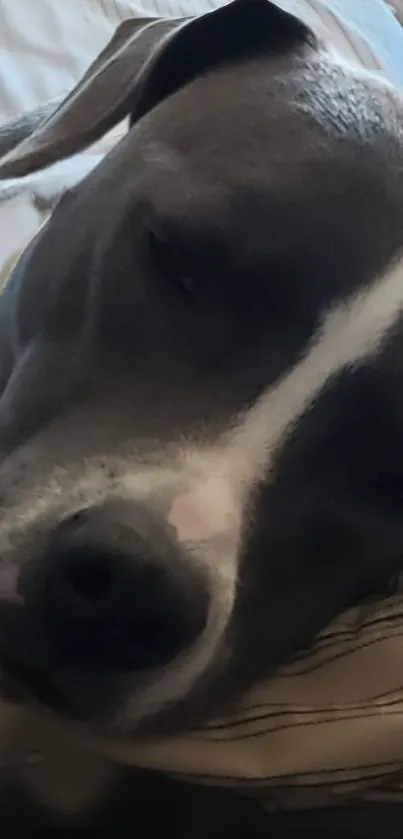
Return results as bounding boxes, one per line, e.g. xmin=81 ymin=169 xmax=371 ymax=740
xmin=60 ymin=550 xmax=112 ymax=603
xmin=18 ymin=503 xmax=210 ymax=675
xmin=49 ymin=547 xmax=205 ymax=670
xmin=127 ymin=614 xmax=184 ymax=667
xmin=19 ymin=509 xmax=209 ymax=674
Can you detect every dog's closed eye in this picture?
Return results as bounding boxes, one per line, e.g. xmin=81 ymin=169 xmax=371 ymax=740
xmin=148 ymin=227 xmax=195 ymax=298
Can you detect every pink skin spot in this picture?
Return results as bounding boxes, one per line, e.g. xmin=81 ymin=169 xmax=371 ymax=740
xmin=167 ymin=479 xmax=237 ymax=544
xmin=168 ymin=494 xmax=212 ymax=543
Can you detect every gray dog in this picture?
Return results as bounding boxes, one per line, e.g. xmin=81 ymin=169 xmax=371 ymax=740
xmin=1 ymin=0 xmax=403 ymax=832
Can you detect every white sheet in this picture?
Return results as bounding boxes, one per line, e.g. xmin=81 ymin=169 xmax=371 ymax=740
xmin=0 ymin=0 xmax=226 ymax=276
xmin=0 ymin=0 xmax=225 ymax=122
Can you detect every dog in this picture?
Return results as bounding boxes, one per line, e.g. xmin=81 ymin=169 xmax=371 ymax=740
xmin=1 ymin=0 xmax=403 ymax=831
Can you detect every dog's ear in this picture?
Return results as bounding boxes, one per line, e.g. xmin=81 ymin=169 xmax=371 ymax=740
xmin=0 ymin=0 xmax=314 ymax=178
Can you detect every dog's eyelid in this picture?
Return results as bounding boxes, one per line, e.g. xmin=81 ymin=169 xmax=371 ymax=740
xmin=146 ymin=223 xmax=195 ymax=296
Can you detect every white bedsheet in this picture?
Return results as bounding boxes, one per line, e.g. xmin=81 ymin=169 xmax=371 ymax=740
xmin=0 ymin=0 xmax=224 ymax=122
xmin=0 ymin=0 xmax=226 ymax=273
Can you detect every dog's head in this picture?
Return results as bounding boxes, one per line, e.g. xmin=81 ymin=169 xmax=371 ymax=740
xmin=0 ymin=0 xmax=403 ymax=734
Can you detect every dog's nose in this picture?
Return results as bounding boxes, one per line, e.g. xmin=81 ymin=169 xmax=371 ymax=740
xmin=18 ymin=503 xmax=209 ymax=672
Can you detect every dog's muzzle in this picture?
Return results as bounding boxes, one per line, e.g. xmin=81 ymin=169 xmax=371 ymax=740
xmin=0 ymin=501 xmax=210 ymax=711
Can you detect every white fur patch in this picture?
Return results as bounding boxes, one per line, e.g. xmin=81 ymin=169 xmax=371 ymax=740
xmin=225 ymin=253 xmax=403 ymax=486
xmin=164 ymin=254 xmax=403 ymax=556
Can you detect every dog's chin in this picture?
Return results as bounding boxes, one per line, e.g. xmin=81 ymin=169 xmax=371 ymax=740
xmin=0 ymin=658 xmax=211 ymax=741
xmin=0 ymin=659 xmax=80 ymax=721
xmin=0 ymin=657 xmax=179 ymax=738
xmin=0 ymin=659 xmax=125 ymax=737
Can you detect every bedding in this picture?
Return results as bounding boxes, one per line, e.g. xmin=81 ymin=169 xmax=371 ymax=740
xmin=0 ymin=0 xmax=226 ymax=273
xmin=0 ymin=0 xmax=226 ymax=122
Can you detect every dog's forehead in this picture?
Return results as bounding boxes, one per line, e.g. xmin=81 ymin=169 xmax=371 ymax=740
xmin=133 ymin=47 xmax=402 ymax=158
xmin=106 ymin=51 xmax=403 ymax=261
xmin=42 ymin=41 xmax=403 ymax=264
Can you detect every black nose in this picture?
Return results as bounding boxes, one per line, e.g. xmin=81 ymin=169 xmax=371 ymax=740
xmin=18 ymin=503 xmax=208 ymax=673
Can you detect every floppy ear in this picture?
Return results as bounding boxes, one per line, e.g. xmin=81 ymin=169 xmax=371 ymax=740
xmin=0 ymin=0 xmax=314 ymax=179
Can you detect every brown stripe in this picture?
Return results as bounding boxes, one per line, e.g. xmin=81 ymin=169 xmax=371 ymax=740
xmin=197 ymin=691 xmax=403 ymax=734
xmin=197 ymin=703 xmax=403 ymax=743
xmin=168 ymin=760 xmax=401 ymax=787
xmin=281 ymin=629 xmax=403 ymax=677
